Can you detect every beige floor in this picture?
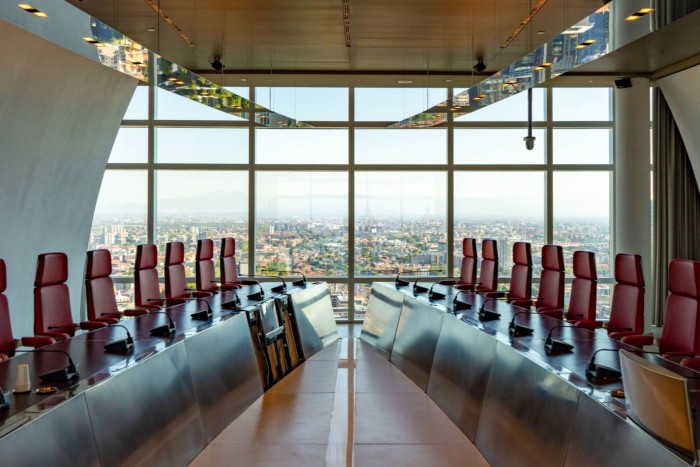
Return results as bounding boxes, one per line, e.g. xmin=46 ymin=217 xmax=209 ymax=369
xmin=191 ymin=334 xmax=490 ymax=467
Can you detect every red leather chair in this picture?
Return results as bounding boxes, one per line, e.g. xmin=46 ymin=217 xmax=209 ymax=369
xmin=196 ymin=239 xmax=218 ymax=294
xmin=34 ymin=252 xmax=106 ymax=342
xmin=562 ymin=251 xmax=598 ymax=323
xmin=499 ymin=242 xmax=533 ymax=307
xmin=0 ymin=259 xmax=54 ymax=359
xmin=477 ymin=239 xmax=499 ymax=294
xmin=441 ymin=238 xmax=478 ymax=290
xmin=165 ymin=241 xmax=212 ymax=302
xmin=623 ymin=259 xmax=700 ymax=360
xmin=220 ymin=237 xmax=257 ymax=290
xmin=134 ymin=244 xmax=179 ymax=310
xmin=575 ymin=253 xmax=644 ymax=339
xmin=85 ymin=249 xmax=148 ymax=323
xmin=516 ymin=245 xmax=564 ymax=318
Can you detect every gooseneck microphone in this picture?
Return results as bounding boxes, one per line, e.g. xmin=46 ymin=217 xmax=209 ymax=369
xmin=508 ymin=310 xmax=534 ymax=337
xmin=478 ymin=298 xmax=501 ymax=321
xmin=428 ymin=283 xmax=446 ymax=301
xmin=104 ymin=324 xmax=135 ymax=353
xmin=413 ymin=278 xmax=429 ymax=294
xmin=261 ymin=269 xmax=288 ymax=292
xmin=189 ymin=297 xmax=213 ymax=321
xmin=452 ymin=291 xmax=472 ymax=311
xmin=0 ymin=349 xmax=80 ymax=382
xmin=292 ymin=271 xmax=307 ymax=287
xmin=395 ymin=273 xmax=409 ymax=288
xmin=149 ymin=311 xmax=176 ymax=337
xmin=586 ymin=348 xmax=622 ymax=380
xmin=544 ymin=325 xmax=575 ymax=353
xmin=247 ymin=282 xmax=265 ymax=301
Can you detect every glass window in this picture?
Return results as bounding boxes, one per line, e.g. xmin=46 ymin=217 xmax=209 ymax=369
xmin=256 ymin=129 xmax=348 ymax=164
xmin=453 ymin=171 xmax=545 ymax=276
xmin=255 ymin=87 xmax=349 ymax=121
xmin=109 ymin=128 xmax=148 ymax=163
xmin=454 ymin=129 xmax=546 ymax=164
xmin=156 ymin=128 xmax=248 ymax=164
xmin=553 ymin=129 xmax=611 ymax=164
xmin=354 ymin=129 xmax=447 ymax=165
xmin=553 ymin=88 xmax=611 ymax=121
xmin=355 ymin=88 xmax=448 ymax=121
xmin=155 ymin=88 xmax=246 ymax=121
xmin=355 ymin=172 xmax=447 ymax=276
xmin=255 ymin=172 xmax=348 ymax=276
xmin=123 ymin=86 xmax=149 ymax=120
xmin=455 ymin=88 xmax=546 ymax=122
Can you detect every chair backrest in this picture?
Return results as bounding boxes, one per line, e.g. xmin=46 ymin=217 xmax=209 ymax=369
xmin=536 ymin=245 xmax=564 ymax=309
xmin=165 ymin=241 xmax=189 ymax=300
xmin=609 ymin=253 xmax=645 ymax=334
xmin=220 ymin=237 xmax=240 ymax=285
xmin=660 ymin=259 xmax=700 ymax=355
xmin=508 ymin=242 xmax=532 ymax=301
xmin=478 ymin=239 xmax=499 ymax=293
xmin=85 ymin=249 xmax=120 ymax=321
xmin=135 ymin=244 xmax=161 ymax=308
xmin=567 ymin=251 xmax=597 ymax=321
xmin=196 ymin=239 xmax=217 ymax=293
xmin=34 ymin=252 xmax=74 ymax=336
xmin=459 ymin=238 xmax=478 ymax=286
xmin=0 ymin=259 xmax=16 ymax=355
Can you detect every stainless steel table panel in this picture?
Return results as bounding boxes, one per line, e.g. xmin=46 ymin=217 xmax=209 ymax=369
xmin=426 ymin=313 xmax=498 ymax=441
xmin=476 ymin=342 xmax=581 ymax=467
xmin=84 ymin=343 xmax=207 ymax=467
xmin=0 ymin=393 xmax=99 ymax=466
xmin=288 ymin=282 xmax=339 ymax=359
xmin=360 ymin=283 xmax=406 ymax=359
xmin=184 ymin=312 xmax=263 ymax=442
xmin=564 ymin=393 xmax=691 ymax=467
xmin=390 ymin=295 xmax=444 ymax=392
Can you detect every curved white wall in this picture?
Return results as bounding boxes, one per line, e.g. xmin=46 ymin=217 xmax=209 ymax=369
xmin=0 ymin=20 xmax=137 ymax=336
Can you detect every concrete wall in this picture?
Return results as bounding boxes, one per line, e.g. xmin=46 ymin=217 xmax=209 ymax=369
xmin=0 ymin=20 xmax=136 ymax=336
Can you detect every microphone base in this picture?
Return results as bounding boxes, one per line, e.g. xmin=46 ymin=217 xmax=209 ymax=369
xmin=478 ymin=309 xmax=501 ymax=321
xmin=395 ymin=279 xmax=409 ymax=287
xmin=292 ymin=279 xmax=306 ymax=287
xmin=545 ymin=338 xmax=574 ymax=353
xmin=150 ymin=324 xmax=175 ymax=337
xmin=509 ymin=323 xmax=534 ymax=337
xmin=413 ymin=285 xmax=429 ymax=294
xmin=40 ymin=365 xmax=80 ymax=383
xmin=247 ymin=292 xmax=264 ymax=301
xmin=429 ymin=292 xmax=446 ymax=300
xmin=221 ymin=301 xmax=240 ymax=310
xmin=586 ymin=363 xmax=622 ymax=381
xmin=190 ymin=310 xmax=213 ymax=321
xmin=0 ymin=391 xmax=10 ymax=411
xmin=271 ymin=284 xmax=286 ymax=293
xmin=452 ymin=301 xmax=472 ymax=311
xmin=104 ymin=338 xmax=134 ymax=354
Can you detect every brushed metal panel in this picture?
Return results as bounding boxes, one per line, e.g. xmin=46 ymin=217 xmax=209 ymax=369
xmin=390 ymin=296 xmax=444 ymax=392
xmin=426 ymin=314 xmax=497 ymax=441
xmin=288 ymin=283 xmax=339 ymax=359
xmin=476 ymin=342 xmax=581 ymax=467
xmin=0 ymin=393 xmax=99 ymax=466
xmin=564 ymin=394 xmax=691 ymax=467
xmin=360 ymin=283 xmax=405 ymax=359
xmin=85 ymin=343 xmax=207 ymax=467
xmin=184 ymin=313 xmax=263 ymax=442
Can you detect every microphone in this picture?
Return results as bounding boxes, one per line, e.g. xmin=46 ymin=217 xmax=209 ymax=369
xmin=262 ymin=269 xmax=287 ymax=292
xmin=149 ymin=311 xmax=176 ymax=337
xmin=452 ymin=291 xmax=472 ymax=311
xmin=508 ymin=311 xmax=534 ymax=337
xmin=47 ymin=324 xmax=80 ymax=330
xmin=247 ymin=282 xmax=265 ymax=301
xmin=585 ymin=348 xmax=622 ymax=380
xmin=221 ymin=290 xmax=242 ymax=310
xmin=478 ymin=298 xmax=501 ymax=321
xmin=395 ymin=273 xmax=409 ymax=288
xmin=544 ymin=325 xmax=575 ymax=353
xmin=103 ymin=324 xmax=134 ymax=353
xmin=292 ymin=271 xmax=307 ymax=287
xmin=0 ymin=348 xmax=80 ymax=382
xmin=428 ymin=283 xmax=446 ymax=301
xmin=190 ymin=297 xmax=213 ymax=321
xmin=413 ymin=278 xmax=429 ymax=294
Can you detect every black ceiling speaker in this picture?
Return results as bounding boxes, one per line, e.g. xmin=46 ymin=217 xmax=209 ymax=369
xmin=209 ymin=56 xmax=225 ymax=72
xmin=615 ymin=77 xmax=632 ymax=89
xmin=473 ymin=58 xmax=486 ymax=73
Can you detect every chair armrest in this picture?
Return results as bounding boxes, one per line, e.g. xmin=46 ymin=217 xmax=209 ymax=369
xmin=241 ymin=280 xmax=259 ymax=286
xmin=438 ymin=280 xmax=456 ymax=285
xmin=509 ymin=299 xmax=532 ymax=309
xmin=454 ymin=283 xmax=479 ymax=291
xmin=574 ymin=320 xmax=603 ymax=329
xmin=79 ymin=321 xmax=108 ymax=331
xmin=21 ymin=336 xmax=57 ymax=348
xmin=123 ymin=308 xmax=149 ymax=317
xmin=563 ymin=312 xmax=585 ymax=322
xmin=38 ymin=331 xmax=71 ymax=341
xmin=538 ymin=306 xmax=563 ymax=313
xmin=164 ymin=298 xmax=187 ymax=307
xmin=662 ymin=351 xmax=696 ymax=360
xmin=0 ymin=354 xmax=7 ymax=361
xmin=192 ymin=291 xmax=214 ymax=298
xmin=620 ymin=334 xmax=654 ymax=348
xmin=608 ymin=330 xmax=635 ymax=340
xmin=681 ymin=358 xmax=700 ymax=371
xmin=97 ymin=317 xmax=120 ymax=324
xmin=484 ymin=291 xmax=507 ymax=299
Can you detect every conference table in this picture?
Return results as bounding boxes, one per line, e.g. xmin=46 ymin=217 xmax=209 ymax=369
xmin=361 ymin=281 xmax=700 ymax=467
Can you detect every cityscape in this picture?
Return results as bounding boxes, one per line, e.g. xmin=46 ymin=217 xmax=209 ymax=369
xmin=90 ymin=214 xmax=611 ymax=320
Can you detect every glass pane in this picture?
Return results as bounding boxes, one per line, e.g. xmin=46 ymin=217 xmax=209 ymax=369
xmin=256 ymin=129 xmax=348 ymax=164
xmin=90 ymin=170 xmax=148 ymax=282
xmin=255 ymin=172 xmax=348 ymax=276
xmin=156 ymin=171 xmax=249 ymax=274
xmin=225 ymin=86 xmax=249 ymax=99
xmin=155 ymin=88 xmax=246 ymax=121
xmin=109 ymin=128 xmax=148 ymax=163
xmin=255 ymin=87 xmax=348 ymax=121
xmin=123 ymin=86 xmax=148 ymax=120
xmin=553 ymin=129 xmax=611 ymax=164
xmin=455 ymin=88 xmax=545 ymax=122
xmin=355 ymin=88 xmax=448 ymax=121
xmin=355 ymin=172 xmax=447 ymax=277
xmin=553 ymin=88 xmax=611 ymax=121
xmin=156 ymin=128 xmax=248 ymax=163
xmin=553 ymin=171 xmax=611 ymax=280
xmin=454 ymin=129 xmax=545 ymax=164
xmin=453 ymin=171 xmax=545 ymax=277
xmin=355 ymin=129 xmax=447 ymax=165
xmin=329 ymin=283 xmax=349 ymax=320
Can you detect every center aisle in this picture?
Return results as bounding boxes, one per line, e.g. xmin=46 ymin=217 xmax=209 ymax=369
xmin=190 ymin=326 xmax=489 ymax=467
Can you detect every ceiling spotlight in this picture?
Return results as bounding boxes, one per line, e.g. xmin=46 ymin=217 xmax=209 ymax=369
xmin=209 ymin=56 xmax=225 ymax=72
xmin=473 ymin=58 xmax=486 ymax=73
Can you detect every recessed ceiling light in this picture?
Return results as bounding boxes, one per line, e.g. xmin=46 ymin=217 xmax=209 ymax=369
xmin=445 ymin=79 xmax=453 ymax=83
xmin=575 ymin=39 xmax=596 ymax=49
xmin=626 ymin=8 xmax=655 ymax=21
xmin=240 ymin=78 xmax=248 ymax=82
xmin=18 ymin=4 xmax=47 ymax=17
xmin=398 ymin=80 xmax=412 ymax=84
xmin=146 ymin=27 xmax=156 ymax=32
xmin=82 ymin=37 xmax=100 ymax=45
xmin=536 ymin=30 xmax=545 ymax=35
